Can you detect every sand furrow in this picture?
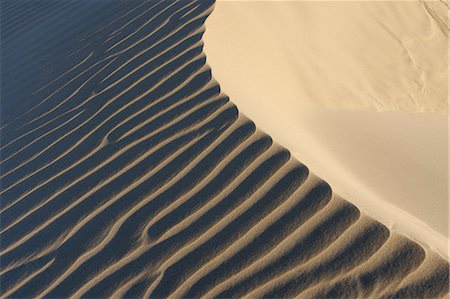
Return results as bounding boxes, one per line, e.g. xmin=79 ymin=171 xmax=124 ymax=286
xmin=0 ymin=100 xmax=234 ymax=258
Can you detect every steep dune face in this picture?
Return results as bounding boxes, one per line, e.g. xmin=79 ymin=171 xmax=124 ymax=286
xmin=0 ymin=0 xmax=448 ymax=298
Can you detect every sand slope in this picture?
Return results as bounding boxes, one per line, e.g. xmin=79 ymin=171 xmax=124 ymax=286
xmin=204 ymin=0 xmax=449 ymax=252
xmin=0 ymin=0 xmax=448 ymax=298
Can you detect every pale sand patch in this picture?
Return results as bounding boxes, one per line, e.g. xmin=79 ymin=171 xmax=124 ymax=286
xmin=206 ymin=0 xmax=447 ymax=113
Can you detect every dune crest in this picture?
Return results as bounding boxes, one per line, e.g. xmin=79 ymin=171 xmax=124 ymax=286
xmin=1 ymin=0 xmax=448 ymax=298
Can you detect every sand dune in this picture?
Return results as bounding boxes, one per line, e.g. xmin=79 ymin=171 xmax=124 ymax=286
xmin=0 ymin=0 xmax=448 ymax=298
xmin=204 ymin=0 xmax=449 ymax=254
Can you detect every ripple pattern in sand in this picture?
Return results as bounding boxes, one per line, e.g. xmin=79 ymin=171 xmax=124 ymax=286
xmin=0 ymin=1 xmax=448 ymax=298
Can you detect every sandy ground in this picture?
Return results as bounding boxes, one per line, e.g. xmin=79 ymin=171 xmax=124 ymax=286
xmin=204 ymin=0 xmax=449 ymax=255
xmin=0 ymin=0 xmax=449 ymax=297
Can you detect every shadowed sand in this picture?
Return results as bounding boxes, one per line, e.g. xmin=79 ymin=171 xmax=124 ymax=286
xmin=0 ymin=0 xmax=448 ymax=298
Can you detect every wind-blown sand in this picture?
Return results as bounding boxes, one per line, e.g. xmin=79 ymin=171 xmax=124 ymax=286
xmin=0 ymin=0 xmax=448 ymax=298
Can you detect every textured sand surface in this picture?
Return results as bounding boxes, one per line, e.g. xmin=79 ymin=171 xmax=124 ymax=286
xmin=0 ymin=0 xmax=448 ymax=298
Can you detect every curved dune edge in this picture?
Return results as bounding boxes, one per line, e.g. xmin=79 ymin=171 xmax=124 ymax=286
xmin=0 ymin=0 xmax=449 ymax=298
xmin=204 ymin=0 xmax=449 ymax=255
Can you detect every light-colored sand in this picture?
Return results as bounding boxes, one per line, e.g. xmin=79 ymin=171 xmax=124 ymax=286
xmin=204 ymin=0 xmax=449 ymax=254
xmin=206 ymin=0 xmax=447 ymax=113
xmin=0 ymin=0 xmax=448 ymax=298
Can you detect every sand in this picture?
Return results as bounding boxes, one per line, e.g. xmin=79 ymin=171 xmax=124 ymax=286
xmin=0 ymin=0 xmax=448 ymax=298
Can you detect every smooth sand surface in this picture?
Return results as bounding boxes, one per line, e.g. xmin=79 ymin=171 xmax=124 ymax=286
xmin=1 ymin=0 xmax=448 ymax=298
xmin=204 ymin=0 xmax=449 ymax=254
xmin=205 ymin=0 xmax=447 ymax=113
